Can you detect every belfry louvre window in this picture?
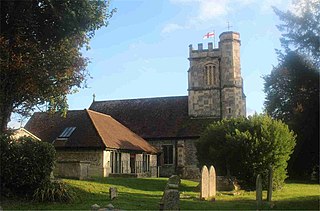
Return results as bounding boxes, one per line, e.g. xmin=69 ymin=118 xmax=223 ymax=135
xmin=162 ymin=145 xmax=173 ymax=165
xmin=205 ymin=64 xmax=216 ymax=85
xmin=58 ymin=127 xmax=76 ymax=139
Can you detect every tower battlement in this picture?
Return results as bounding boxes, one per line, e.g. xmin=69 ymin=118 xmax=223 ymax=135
xmin=189 ymin=42 xmax=217 ymax=52
xmin=188 ymin=31 xmax=246 ymax=119
xmin=189 ymin=43 xmax=220 ymax=59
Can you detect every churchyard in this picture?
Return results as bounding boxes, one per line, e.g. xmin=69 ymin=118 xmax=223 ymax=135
xmin=1 ymin=177 xmax=318 ymax=210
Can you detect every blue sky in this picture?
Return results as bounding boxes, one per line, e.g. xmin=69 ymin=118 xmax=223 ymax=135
xmin=10 ymin=0 xmax=293 ymax=128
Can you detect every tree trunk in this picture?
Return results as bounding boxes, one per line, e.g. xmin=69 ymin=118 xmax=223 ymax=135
xmin=0 ymin=104 xmax=12 ymax=133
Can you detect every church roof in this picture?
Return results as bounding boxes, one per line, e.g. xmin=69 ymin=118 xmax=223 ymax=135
xmin=89 ymin=96 xmax=218 ymax=139
xmin=25 ymin=109 xmax=157 ymax=154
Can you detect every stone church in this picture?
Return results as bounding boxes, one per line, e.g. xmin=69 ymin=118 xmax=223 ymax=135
xmin=89 ymin=31 xmax=246 ymax=178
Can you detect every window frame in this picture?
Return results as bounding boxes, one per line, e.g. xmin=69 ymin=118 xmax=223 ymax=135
xmin=162 ymin=144 xmax=174 ymax=165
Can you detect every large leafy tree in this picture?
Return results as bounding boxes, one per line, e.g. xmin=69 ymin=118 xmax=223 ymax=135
xmin=264 ymin=0 xmax=319 ymax=178
xmin=196 ymin=115 xmax=296 ymax=190
xmin=0 ymin=0 xmax=115 ymax=132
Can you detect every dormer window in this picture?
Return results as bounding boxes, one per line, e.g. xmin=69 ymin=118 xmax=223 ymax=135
xmin=56 ymin=127 xmax=76 ymax=140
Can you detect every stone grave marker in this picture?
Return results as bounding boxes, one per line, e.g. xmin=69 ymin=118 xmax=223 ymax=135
xmin=165 ymin=175 xmax=181 ymax=190
xmin=200 ymin=165 xmax=209 ymax=200
xmin=160 ymin=175 xmax=181 ymax=210
xmin=109 ymin=187 xmax=118 ymax=200
xmin=106 ymin=203 xmax=114 ymax=210
xmin=209 ymin=165 xmax=216 ymax=200
xmin=256 ymin=174 xmax=262 ymax=209
xmin=91 ymin=204 xmax=100 ymax=210
xmin=162 ymin=189 xmax=180 ymax=210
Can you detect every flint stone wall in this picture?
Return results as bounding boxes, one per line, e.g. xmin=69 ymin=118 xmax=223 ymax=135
xmin=55 ymin=160 xmax=90 ymax=180
xmin=149 ymin=139 xmax=200 ymax=179
xmin=55 ymin=149 xmax=105 ymax=177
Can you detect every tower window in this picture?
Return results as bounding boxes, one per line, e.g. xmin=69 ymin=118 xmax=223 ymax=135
xmin=228 ymin=107 xmax=232 ymax=114
xmin=205 ymin=64 xmax=216 ymax=86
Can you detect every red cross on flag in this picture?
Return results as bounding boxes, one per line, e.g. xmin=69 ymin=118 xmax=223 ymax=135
xmin=203 ymin=32 xmax=215 ymax=39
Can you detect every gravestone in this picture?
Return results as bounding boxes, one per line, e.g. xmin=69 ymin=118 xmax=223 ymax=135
xmin=165 ymin=175 xmax=181 ymax=190
xmin=200 ymin=165 xmax=209 ymax=200
xmin=106 ymin=203 xmax=114 ymax=210
xmin=256 ymin=174 xmax=262 ymax=209
xmin=267 ymin=166 xmax=273 ymax=202
xmin=109 ymin=187 xmax=118 ymax=200
xmin=162 ymin=189 xmax=180 ymax=210
xmin=160 ymin=175 xmax=181 ymax=210
xmin=209 ymin=165 xmax=216 ymax=200
xmin=91 ymin=204 xmax=100 ymax=210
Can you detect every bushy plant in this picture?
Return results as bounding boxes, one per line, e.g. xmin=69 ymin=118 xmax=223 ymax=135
xmin=196 ymin=114 xmax=296 ymax=190
xmin=0 ymin=134 xmax=56 ymax=196
xmin=33 ymin=180 xmax=75 ymax=202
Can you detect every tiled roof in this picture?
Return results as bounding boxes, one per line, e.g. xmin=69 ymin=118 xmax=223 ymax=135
xmin=89 ymin=96 xmax=218 ymax=139
xmin=25 ymin=109 xmax=157 ymax=154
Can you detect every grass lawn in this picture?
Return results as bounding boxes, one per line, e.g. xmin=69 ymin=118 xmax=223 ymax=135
xmin=1 ymin=178 xmax=319 ymax=210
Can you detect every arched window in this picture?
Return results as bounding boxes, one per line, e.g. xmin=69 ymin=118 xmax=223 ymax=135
xmin=205 ymin=64 xmax=216 ymax=86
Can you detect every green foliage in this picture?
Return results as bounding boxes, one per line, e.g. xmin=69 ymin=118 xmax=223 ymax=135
xmin=196 ymin=114 xmax=296 ymax=190
xmin=0 ymin=134 xmax=56 ymax=196
xmin=33 ymin=180 xmax=75 ymax=202
xmin=273 ymin=0 xmax=320 ymax=67
xmin=265 ymin=0 xmax=320 ymax=179
xmin=0 ymin=0 xmax=116 ymax=131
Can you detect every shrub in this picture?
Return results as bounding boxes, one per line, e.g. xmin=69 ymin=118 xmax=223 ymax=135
xmin=33 ymin=180 xmax=75 ymax=202
xmin=196 ymin=114 xmax=296 ymax=190
xmin=0 ymin=134 xmax=56 ymax=196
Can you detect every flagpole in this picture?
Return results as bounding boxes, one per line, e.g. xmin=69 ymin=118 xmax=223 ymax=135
xmin=213 ymin=29 xmax=216 ymax=48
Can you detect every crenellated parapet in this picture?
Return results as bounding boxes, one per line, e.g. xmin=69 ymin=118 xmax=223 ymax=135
xmin=189 ymin=43 xmax=220 ymax=59
xmin=187 ymin=31 xmax=246 ymax=119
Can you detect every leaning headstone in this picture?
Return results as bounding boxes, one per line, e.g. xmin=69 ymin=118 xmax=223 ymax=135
xmin=162 ymin=189 xmax=180 ymax=210
xmin=160 ymin=175 xmax=181 ymax=210
xmin=165 ymin=175 xmax=181 ymax=190
xmin=267 ymin=166 xmax=273 ymax=202
xmin=91 ymin=204 xmax=100 ymax=210
xmin=109 ymin=187 xmax=118 ymax=200
xmin=106 ymin=203 xmax=114 ymax=210
xmin=200 ymin=165 xmax=209 ymax=200
xmin=256 ymin=174 xmax=263 ymax=210
xmin=209 ymin=165 xmax=216 ymax=200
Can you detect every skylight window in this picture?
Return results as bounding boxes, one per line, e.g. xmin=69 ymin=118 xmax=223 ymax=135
xmin=58 ymin=127 xmax=76 ymax=138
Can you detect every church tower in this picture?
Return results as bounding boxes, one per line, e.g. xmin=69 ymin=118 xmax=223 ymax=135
xmin=188 ymin=31 xmax=246 ymax=119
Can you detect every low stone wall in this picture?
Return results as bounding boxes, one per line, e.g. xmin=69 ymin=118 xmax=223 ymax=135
xmin=56 ymin=150 xmax=104 ymax=177
xmin=54 ymin=160 xmax=90 ymax=180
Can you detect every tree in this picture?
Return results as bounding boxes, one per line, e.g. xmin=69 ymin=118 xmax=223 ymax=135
xmin=0 ymin=134 xmax=56 ymax=196
xmin=264 ymin=0 xmax=320 ymax=179
xmin=273 ymin=0 xmax=320 ymax=67
xmin=0 ymin=0 xmax=116 ymax=132
xmin=196 ymin=114 xmax=296 ymax=190
xmin=264 ymin=52 xmax=319 ymax=179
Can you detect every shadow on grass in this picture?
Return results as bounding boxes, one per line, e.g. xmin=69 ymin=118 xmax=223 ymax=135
xmin=2 ymin=179 xmax=317 ymax=210
xmin=271 ymin=195 xmax=319 ymax=210
xmin=0 ymin=184 xmax=162 ymax=210
xmin=91 ymin=177 xmax=199 ymax=193
xmin=91 ymin=177 xmax=168 ymax=192
xmin=285 ymin=179 xmax=319 ymax=185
